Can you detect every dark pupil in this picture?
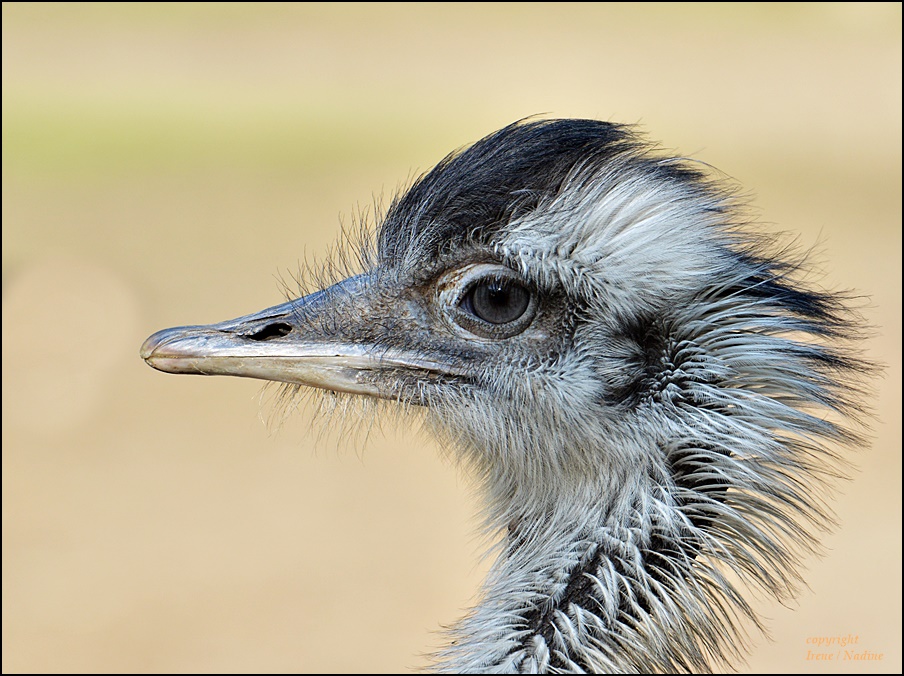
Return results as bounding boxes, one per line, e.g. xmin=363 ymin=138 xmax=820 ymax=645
xmin=470 ymin=279 xmax=530 ymax=324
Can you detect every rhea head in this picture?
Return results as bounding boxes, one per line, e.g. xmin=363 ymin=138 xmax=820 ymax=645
xmin=142 ymin=119 xmax=868 ymax=672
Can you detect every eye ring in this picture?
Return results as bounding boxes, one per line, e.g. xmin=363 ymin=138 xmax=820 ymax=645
xmin=439 ymin=264 xmax=538 ymax=340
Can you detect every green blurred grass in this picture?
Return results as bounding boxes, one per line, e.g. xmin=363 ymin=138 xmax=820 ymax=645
xmin=3 ymin=101 xmax=427 ymax=176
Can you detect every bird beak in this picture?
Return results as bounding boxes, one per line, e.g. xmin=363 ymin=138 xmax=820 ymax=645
xmin=140 ymin=275 xmax=460 ymax=401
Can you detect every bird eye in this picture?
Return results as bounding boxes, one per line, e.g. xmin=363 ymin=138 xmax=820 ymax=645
xmin=464 ymin=278 xmax=531 ymax=325
xmin=443 ymin=265 xmax=538 ymax=340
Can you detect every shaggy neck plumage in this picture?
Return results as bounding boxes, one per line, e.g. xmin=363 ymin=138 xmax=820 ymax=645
xmin=432 ymin=424 xmax=759 ymax=673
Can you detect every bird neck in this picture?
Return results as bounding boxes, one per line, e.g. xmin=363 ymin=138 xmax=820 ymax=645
xmin=435 ymin=455 xmax=747 ymax=673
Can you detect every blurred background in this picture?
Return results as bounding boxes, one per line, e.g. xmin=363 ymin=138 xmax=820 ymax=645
xmin=2 ymin=3 xmax=900 ymax=673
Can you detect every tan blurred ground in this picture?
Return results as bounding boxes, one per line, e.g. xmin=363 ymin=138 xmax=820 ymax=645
xmin=2 ymin=3 xmax=901 ymax=673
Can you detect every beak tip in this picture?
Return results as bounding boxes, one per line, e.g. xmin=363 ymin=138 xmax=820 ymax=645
xmin=140 ymin=328 xmax=174 ymax=361
xmin=141 ymin=326 xmax=204 ymax=366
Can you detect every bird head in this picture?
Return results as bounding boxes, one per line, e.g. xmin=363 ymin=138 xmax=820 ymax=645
xmin=142 ymin=119 xmax=872 ymax=670
xmin=142 ymin=118 xmax=865 ymax=524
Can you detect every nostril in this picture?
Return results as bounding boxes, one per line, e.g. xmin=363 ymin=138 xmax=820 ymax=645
xmin=245 ymin=322 xmax=293 ymax=341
